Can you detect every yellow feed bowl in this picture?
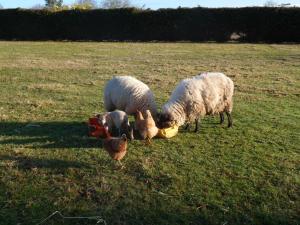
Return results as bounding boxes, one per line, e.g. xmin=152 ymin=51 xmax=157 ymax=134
xmin=157 ymin=125 xmax=179 ymax=138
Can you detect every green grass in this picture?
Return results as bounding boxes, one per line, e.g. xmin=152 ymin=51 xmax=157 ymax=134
xmin=0 ymin=42 xmax=299 ymax=225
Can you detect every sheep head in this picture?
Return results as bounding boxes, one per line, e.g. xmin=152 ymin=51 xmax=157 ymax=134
xmin=157 ymin=113 xmax=176 ymax=129
xmin=121 ymin=120 xmax=134 ymax=140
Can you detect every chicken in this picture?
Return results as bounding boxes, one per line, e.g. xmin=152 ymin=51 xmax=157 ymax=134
xmin=134 ymin=110 xmax=158 ymax=143
xmin=102 ymin=125 xmax=128 ymax=167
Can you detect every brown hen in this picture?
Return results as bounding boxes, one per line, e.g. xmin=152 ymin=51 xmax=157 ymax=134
xmin=103 ymin=125 xmax=128 ymax=166
xmin=134 ymin=110 xmax=158 ymax=143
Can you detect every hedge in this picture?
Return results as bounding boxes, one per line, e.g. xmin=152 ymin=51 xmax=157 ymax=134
xmin=0 ymin=7 xmax=299 ymax=42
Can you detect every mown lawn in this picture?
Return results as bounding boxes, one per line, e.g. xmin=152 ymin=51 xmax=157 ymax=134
xmin=0 ymin=42 xmax=299 ymax=225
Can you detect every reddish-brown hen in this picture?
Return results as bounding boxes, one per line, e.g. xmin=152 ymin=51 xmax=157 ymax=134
xmin=103 ymin=125 xmax=128 ymax=165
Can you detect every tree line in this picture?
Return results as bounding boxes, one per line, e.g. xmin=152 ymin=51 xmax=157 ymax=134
xmin=33 ymin=0 xmax=136 ymax=10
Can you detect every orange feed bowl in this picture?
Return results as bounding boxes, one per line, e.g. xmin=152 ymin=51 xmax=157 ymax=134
xmin=88 ymin=117 xmax=106 ymax=138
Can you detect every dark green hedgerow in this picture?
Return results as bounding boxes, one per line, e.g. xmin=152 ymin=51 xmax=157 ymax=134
xmin=0 ymin=7 xmax=299 ymax=42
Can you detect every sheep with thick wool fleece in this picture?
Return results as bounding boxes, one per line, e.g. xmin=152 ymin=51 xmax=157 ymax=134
xmin=104 ymin=76 xmax=158 ymax=117
xmin=158 ymin=72 xmax=234 ymax=132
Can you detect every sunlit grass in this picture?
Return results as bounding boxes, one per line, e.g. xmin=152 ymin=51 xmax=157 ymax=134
xmin=0 ymin=42 xmax=299 ymax=225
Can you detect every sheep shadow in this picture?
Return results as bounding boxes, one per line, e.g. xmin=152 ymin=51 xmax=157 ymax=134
xmin=0 ymin=121 xmax=102 ymax=149
xmin=0 ymin=116 xmax=230 ymax=149
xmin=0 ymin=154 xmax=90 ymax=170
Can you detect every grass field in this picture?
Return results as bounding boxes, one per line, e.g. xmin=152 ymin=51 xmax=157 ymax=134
xmin=0 ymin=42 xmax=299 ymax=225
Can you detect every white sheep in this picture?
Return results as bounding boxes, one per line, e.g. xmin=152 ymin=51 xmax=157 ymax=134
xmin=104 ymin=76 xmax=158 ymax=117
xmin=98 ymin=110 xmax=134 ymax=140
xmin=158 ymin=72 xmax=234 ymax=132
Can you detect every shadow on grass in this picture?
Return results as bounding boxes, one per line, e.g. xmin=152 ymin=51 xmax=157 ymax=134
xmin=0 ymin=154 xmax=90 ymax=170
xmin=0 ymin=121 xmax=102 ymax=149
xmin=0 ymin=117 xmax=229 ymax=148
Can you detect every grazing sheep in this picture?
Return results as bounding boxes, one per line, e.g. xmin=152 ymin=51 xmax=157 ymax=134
xmin=98 ymin=110 xmax=134 ymax=140
xmin=158 ymin=72 xmax=234 ymax=132
xmin=104 ymin=76 xmax=157 ymax=118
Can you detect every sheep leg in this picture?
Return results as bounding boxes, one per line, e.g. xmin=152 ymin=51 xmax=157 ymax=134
xmin=194 ymin=119 xmax=200 ymax=133
xmin=184 ymin=123 xmax=190 ymax=130
xmin=220 ymin=112 xmax=225 ymax=124
xmin=226 ymin=112 xmax=233 ymax=128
